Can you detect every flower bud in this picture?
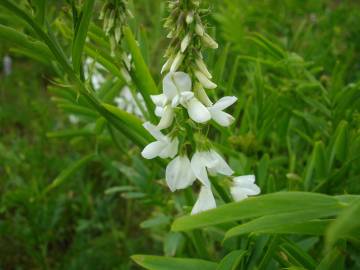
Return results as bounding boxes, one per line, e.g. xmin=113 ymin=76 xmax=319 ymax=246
xmin=115 ymin=25 xmax=122 ymax=43
xmin=195 ymin=70 xmax=217 ymax=89
xmin=194 ymin=83 xmax=213 ymax=107
xmin=195 ymin=23 xmax=204 ymax=36
xmin=121 ymin=67 xmax=132 ymax=83
xmin=170 ymin=52 xmax=184 ymax=72
xmin=161 ymin=56 xmax=174 ymax=74
xmin=186 ymin=12 xmax=194 ymax=24
xmin=180 ymin=33 xmax=191 ymax=53
xmin=195 ymin=57 xmax=212 ymax=78
xmin=202 ymin=33 xmax=218 ymax=49
xmin=106 ymin=10 xmax=116 ymax=34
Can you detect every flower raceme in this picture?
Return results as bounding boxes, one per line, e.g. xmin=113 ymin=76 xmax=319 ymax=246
xmin=141 ymin=71 xmax=261 ymax=214
xmin=140 ymin=0 xmax=260 ymax=215
xmin=151 ymin=72 xmax=237 ymax=128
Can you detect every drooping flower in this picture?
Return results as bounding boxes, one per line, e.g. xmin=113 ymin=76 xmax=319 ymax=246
xmin=165 ymin=155 xmax=196 ymax=191
xmin=154 ymin=72 xmax=211 ymax=126
xmin=141 ymin=122 xmax=179 ymax=159
xmin=230 ymin=175 xmax=261 ymax=201
xmin=191 ymin=150 xmax=234 ymax=187
xmin=208 ymin=96 xmax=237 ymax=127
xmin=191 ymin=185 xmax=216 ymax=214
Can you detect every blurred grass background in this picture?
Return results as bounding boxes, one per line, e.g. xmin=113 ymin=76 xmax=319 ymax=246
xmin=1 ymin=0 xmax=360 ymax=269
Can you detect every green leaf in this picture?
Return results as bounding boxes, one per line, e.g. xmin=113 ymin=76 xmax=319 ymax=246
xmin=328 ymin=120 xmax=348 ymax=169
xmin=304 ymin=141 xmax=327 ymax=191
xmin=0 ymin=24 xmax=54 ymax=64
xmin=72 ymin=0 xmax=96 ymax=75
xmin=216 ymin=250 xmax=246 ymax=270
xmin=172 ymin=192 xmax=345 ymax=232
xmin=44 ymin=154 xmax=95 ymax=194
xmin=317 ymin=246 xmax=345 ymax=270
xmin=104 ymin=186 xmax=135 ymax=195
xmin=46 ymin=129 xmax=94 ymax=139
xmin=140 ymin=215 xmax=171 ymax=229
xmin=103 ymin=103 xmax=152 ymax=145
xmin=326 ymin=199 xmax=360 ymax=249
xmin=131 ymin=255 xmax=218 ymax=270
xmin=225 ymin=213 xmax=332 ymax=239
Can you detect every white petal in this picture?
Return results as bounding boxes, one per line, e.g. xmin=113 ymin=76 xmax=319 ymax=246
xmin=195 ymin=85 xmax=213 ymax=107
xmin=209 ymin=109 xmax=235 ymax=127
xmin=180 ymin=33 xmax=191 ymax=52
xmin=170 ymin=52 xmax=184 ymax=72
xmin=141 ymin=141 xmax=167 ymax=159
xmin=157 ymin=105 xmax=175 ymax=130
xmin=231 ymin=175 xmax=261 ymax=202
xmin=163 ymin=73 xmax=178 ymax=100
xmin=172 ymin=72 xmax=192 ymax=93
xmin=191 ymin=186 xmax=216 ymax=215
xmin=191 ymin=152 xmax=211 ymax=187
xmin=202 ymin=33 xmax=218 ymax=49
xmin=195 ymin=57 xmax=212 ymax=79
xmin=171 ymin=94 xmax=180 ymax=108
xmin=161 ymin=56 xmax=173 ymax=74
xmin=166 ymin=156 xmax=196 ymax=191
xmin=230 ymin=187 xmax=249 ymax=201
xmin=233 ymin=175 xmax=256 ymax=185
xmin=179 ymin=91 xmax=194 ymax=102
xmin=157 ymin=106 xmax=174 ymax=130
xmin=186 ymin=98 xmax=211 ymax=123
xmin=194 ymin=70 xmax=217 ymax=89
xmin=212 ymin=96 xmax=237 ymax=110
xmin=209 ymin=150 xmax=234 ymax=176
xmin=155 ymin=106 xmax=164 ymax=117
xmin=159 ymin=137 xmax=179 ymax=158
xmin=151 ymin=94 xmax=167 ymax=107
xmin=195 ymin=23 xmax=204 ymax=36
xmin=143 ymin=122 xmax=165 ymax=141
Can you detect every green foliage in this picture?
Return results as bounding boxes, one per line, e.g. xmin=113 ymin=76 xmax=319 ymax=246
xmin=0 ymin=0 xmax=360 ymax=269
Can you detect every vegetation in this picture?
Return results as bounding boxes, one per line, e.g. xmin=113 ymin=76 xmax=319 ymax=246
xmin=0 ymin=0 xmax=359 ymax=269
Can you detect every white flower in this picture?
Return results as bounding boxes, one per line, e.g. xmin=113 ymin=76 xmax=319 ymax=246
xmin=230 ymin=175 xmax=261 ymax=201
xmin=157 ymin=105 xmax=174 ymax=130
xmin=141 ymin=122 xmax=179 ymax=159
xmin=185 ymin=98 xmax=211 ymax=123
xmin=3 ymin=55 xmax=12 ymax=76
xmin=191 ymin=185 xmax=216 ymax=214
xmin=166 ymin=155 xmax=196 ymax=191
xmin=115 ymin=86 xmax=145 ymax=118
xmin=208 ymin=96 xmax=237 ymax=127
xmin=69 ymin=114 xmax=80 ymax=124
xmin=84 ymin=57 xmax=105 ymax=90
xmin=162 ymin=72 xmax=211 ymax=124
xmin=191 ymin=150 xmax=233 ymax=187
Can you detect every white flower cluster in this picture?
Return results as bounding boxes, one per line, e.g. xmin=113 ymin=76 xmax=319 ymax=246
xmin=115 ymin=86 xmax=145 ymax=118
xmin=141 ymin=0 xmax=260 ymax=214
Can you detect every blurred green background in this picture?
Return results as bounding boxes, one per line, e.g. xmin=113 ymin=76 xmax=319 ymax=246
xmin=1 ymin=0 xmax=360 ymax=269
